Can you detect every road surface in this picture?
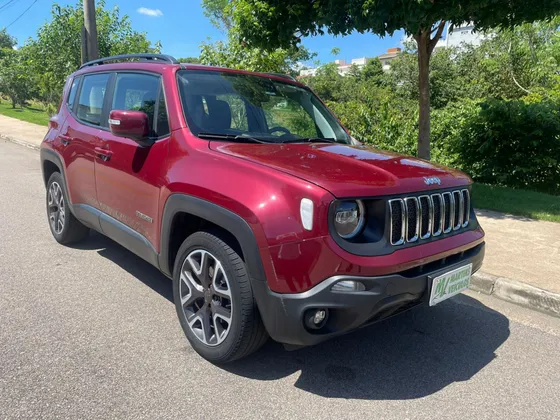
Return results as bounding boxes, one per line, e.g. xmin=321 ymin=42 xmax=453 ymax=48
xmin=1 ymin=140 xmax=559 ymax=419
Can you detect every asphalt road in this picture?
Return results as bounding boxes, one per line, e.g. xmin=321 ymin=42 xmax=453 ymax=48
xmin=1 ymin=140 xmax=560 ymax=420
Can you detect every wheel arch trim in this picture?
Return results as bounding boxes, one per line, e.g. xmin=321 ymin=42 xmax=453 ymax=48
xmin=159 ymin=194 xmax=267 ymax=283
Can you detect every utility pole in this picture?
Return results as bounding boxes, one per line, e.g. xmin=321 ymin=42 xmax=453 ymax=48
xmin=82 ymin=0 xmax=99 ymax=63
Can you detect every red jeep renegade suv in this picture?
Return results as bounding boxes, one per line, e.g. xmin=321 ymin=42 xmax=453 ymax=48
xmin=40 ymin=54 xmax=485 ymax=363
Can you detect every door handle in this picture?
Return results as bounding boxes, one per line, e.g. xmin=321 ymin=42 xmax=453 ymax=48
xmin=94 ymin=147 xmax=113 ymax=162
xmin=59 ymin=135 xmax=73 ymax=146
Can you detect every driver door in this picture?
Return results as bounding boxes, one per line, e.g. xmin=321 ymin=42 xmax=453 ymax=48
xmin=94 ymin=72 xmax=170 ymax=254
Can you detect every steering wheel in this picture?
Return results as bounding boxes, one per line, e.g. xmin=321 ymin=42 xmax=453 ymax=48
xmin=268 ymin=126 xmax=292 ymax=136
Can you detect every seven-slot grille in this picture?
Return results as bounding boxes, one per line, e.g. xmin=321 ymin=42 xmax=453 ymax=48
xmin=389 ymin=189 xmax=470 ymax=245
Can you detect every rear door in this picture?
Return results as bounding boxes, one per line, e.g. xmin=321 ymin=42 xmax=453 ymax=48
xmin=94 ymin=71 xmax=170 ymax=251
xmin=59 ymin=72 xmax=112 ymax=210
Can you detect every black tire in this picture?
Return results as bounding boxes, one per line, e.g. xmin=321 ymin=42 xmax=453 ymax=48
xmin=46 ymin=172 xmax=89 ymax=245
xmin=173 ymin=231 xmax=268 ymax=363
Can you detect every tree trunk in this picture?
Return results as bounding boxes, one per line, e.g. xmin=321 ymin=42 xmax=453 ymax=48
xmin=11 ymin=97 xmax=16 ymax=109
xmin=417 ymin=31 xmax=431 ymax=160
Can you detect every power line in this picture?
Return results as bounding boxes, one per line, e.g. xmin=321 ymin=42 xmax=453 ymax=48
xmin=5 ymin=0 xmax=37 ymax=29
xmin=0 ymin=0 xmax=20 ymax=13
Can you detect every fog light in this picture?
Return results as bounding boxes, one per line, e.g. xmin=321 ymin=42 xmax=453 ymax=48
xmin=304 ymin=308 xmax=329 ymax=330
xmin=313 ymin=309 xmax=327 ymax=325
xmin=331 ymin=280 xmax=366 ymax=292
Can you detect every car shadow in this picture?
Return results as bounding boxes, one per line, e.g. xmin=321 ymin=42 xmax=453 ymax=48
xmin=71 ymin=231 xmax=174 ymax=303
xmin=74 ymin=231 xmax=510 ymax=401
xmin=223 ymin=294 xmax=510 ymax=400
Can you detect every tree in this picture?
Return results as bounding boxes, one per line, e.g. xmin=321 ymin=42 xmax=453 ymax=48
xmin=177 ymin=56 xmax=202 ymax=64
xmin=200 ymin=0 xmax=315 ymax=76
xmin=0 ymin=28 xmax=17 ymax=61
xmin=362 ymin=58 xmax=383 ymax=83
xmin=24 ymin=1 xmax=161 ymax=108
xmin=202 ymin=0 xmax=232 ymax=31
xmin=0 ymin=28 xmax=16 ymax=50
xmin=0 ymin=49 xmax=34 ymax=108
xmin=233 ymin=0 xmax=560 ymax=159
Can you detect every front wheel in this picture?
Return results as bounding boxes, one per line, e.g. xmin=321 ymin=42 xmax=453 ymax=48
xmin=173 ymin=231 xmax=268 ymax=363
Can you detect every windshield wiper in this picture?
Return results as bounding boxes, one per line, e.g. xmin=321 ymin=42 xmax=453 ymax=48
xmin=197 ymin=133 xmax=269 ymax=144
xmin=280 ymin=137 xmax=338 ymax=144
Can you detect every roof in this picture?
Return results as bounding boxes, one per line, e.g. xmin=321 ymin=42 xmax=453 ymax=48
xmin=74 ymin=54 xmax=303 ymax=86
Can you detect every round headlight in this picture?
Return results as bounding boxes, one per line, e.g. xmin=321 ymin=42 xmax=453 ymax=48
xmin=334 ymin=200 xmax=365 ymax=239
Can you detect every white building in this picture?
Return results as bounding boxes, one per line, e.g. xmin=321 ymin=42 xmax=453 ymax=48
xmin=435 ymin=22 xmax=490 ymax=50
xmin=299 ymin=67 xmax=318 ymax=77
xmin=378 ymin=48 xmax=402 ymax=71
xmin=299 ymin=57 xmax=372 ymax=77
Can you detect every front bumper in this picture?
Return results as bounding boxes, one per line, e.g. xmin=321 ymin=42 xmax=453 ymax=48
xmin=253 ymin=242 xmax=485 ymax=346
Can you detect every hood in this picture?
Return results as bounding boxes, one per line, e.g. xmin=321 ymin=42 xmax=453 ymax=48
xmin=209 ymin=142 xmax=471 ymax=198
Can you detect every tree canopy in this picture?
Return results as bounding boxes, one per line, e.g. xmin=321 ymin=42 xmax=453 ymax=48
xmin=0 ymin=28 xmax=17 ymax=50
xmin=200 ymin=0 xmax=315 ymax=75
xmin=17 ymin=1 xmax=160 ymax=108
xmin=234 ymin=0 xmax=560 ymax=159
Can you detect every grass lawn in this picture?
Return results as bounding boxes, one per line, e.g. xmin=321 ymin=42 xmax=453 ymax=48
xmin=473 ymin=183 xmax=560 ymax=223
xmin=0 ymin=101 xmax=50 ymax=126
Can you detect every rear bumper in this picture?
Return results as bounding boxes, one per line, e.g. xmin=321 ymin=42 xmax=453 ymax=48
xmin=253 ymin=242 xmax=485 ymax=346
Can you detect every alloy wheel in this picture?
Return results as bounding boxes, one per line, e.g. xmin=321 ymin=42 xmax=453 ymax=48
xmin=48 ymin=181 xmax=65 ymax=235
xmin=179 ymin=249 xmax=233 ymax=346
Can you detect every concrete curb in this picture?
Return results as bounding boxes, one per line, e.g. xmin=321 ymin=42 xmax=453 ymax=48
xmin=0 ymin=134 xmax=40 ymax=151
xmin=3 ymin=133 xmax=560 ymax=319
xmin=471 ymin=272 xmax=560 ymax=318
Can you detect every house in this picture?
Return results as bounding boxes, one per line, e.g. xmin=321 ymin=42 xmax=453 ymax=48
xmin=377 ymin=48 xmax=402 ymax=71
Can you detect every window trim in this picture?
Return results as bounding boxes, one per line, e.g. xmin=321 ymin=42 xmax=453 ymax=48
xmin=72 ymin=71 xmax=114 ymax=131
xmin=66 ymin=76 xmax=82 ymax=113
xmin=111 ymin=71 xmax=171 ymax=141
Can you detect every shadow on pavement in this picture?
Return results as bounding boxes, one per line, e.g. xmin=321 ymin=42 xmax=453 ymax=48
xmin=74 ymin=231 xmax=510 ymax=401
xmin=72 ymin=231 xmax=174 ymax=303
xmin=223 ymin=294 xmax=510 ymax=400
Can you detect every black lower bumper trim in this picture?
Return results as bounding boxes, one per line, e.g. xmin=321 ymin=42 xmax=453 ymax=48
xmin=253 ymin=242 xmax=485 ymax=346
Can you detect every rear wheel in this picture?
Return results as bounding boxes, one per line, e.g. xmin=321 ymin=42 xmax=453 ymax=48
xmin=46 ymin=172 xmax=89 ymax=244
xmin=173 ymin=231 xmax=268 ymax=363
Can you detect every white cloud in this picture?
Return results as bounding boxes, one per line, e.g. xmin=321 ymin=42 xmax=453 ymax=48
xmin=137 ymin=7 xmax=163 ymax=17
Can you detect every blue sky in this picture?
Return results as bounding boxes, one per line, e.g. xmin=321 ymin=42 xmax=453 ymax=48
xmin=1 ymin=0 xmax=405 ymax=65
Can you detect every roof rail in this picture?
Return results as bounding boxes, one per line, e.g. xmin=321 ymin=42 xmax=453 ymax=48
xmin=265 ymin=72 xmax=297 ymax=82
xmin=80 ymin=54 xmax=179 ymax=69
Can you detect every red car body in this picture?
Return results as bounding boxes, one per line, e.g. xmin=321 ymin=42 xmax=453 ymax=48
xmin=41 ymin=57 xmax=485 ymax=350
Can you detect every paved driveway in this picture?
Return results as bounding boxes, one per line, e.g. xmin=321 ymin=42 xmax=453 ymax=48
xmin=1 ymin=141 xmax=559 ymax=419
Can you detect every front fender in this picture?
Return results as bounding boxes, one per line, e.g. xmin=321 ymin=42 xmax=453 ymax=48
xmin=158 ymin=193 xmax=267 ymax=283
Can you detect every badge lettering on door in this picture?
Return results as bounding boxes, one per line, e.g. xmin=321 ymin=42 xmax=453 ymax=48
xmin=136 ymin=211 xmax=153 ymax=223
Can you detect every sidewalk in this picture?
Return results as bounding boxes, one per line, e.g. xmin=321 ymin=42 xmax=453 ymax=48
xmin=1 ymin=114 xmax=559 ymax=317
xmin=0 ymin=114 xmax=46 ymax=149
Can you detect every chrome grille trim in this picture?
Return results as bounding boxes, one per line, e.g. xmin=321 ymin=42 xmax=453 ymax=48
xmin=404 ymin=197 xmax=419 ymax=243
xmin=418 ymin=195 xmax=432 ymax=240
xmin=453 ymin=190 xmax=463 ymax=231
xmin=388 ymin=199 xmax=405 ymax=245
xmin=442 ymin=192 xmax=454 ymax=234
xmin=431 ymin=194 xmax=443 ymax=236
xmin=389 ymin=189 xmax=471 ymax=246
xmin=461 ymin=189 xmax=470 ymax=227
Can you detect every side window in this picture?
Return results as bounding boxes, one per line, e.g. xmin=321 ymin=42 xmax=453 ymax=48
xmin=77 ymin=73 xmax=110 ymax=126
xmin=155 ymin=84 xmax=170 ymax=137
xmin=67 ymin=77 xmax=80 ymax=109
xmin=111 ymin=73 xmax=160 ymax=136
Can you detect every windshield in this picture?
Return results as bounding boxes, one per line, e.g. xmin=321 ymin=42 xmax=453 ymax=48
xmin=177 ymin=70 xmax=351 ymax=144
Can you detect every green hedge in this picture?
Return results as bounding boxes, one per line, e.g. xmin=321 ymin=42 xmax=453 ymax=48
xmin=453 ymin=99 xmax=560 ymax=195
xmin=332 ymin=96 xmax=560 ymax=195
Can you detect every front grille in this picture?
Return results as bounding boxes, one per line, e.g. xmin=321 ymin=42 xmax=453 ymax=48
xmin=389 ymin=189 xmax=471 ymax=246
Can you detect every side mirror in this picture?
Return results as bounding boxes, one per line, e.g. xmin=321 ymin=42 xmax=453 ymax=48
xmin=109 ymin=110 xmax=153 ymax=147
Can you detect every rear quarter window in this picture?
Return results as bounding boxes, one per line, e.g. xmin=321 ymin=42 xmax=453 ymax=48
xmin=67 ymin=77 xmax=81 ymax=109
